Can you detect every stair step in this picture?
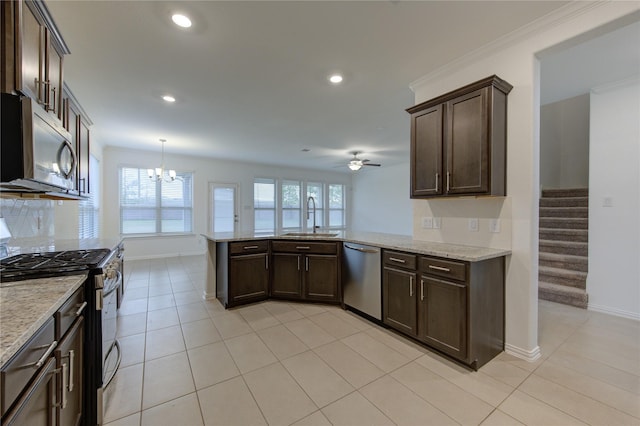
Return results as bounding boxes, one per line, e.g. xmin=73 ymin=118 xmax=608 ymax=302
xmin=541 ymin=188 xmax=589 ymax=198
xmin=539 ymin=282 xmax=588 ymax=309
xmin=540 ymin=206 xmax=588 ymax=219
xmin=539 ymin=239 xmax=588 ymax=256
xmin=539 ymin=197 xmax=588 ymax=208
xmin=539 ymin=252 xmax=588 ymax=272
xmin=539 ymin=228 xmax=588 ymax=243
xmin=539 ymin=218 xmax=588 ymax=230
xmin=539 ymin=266 xmax=586 ymax=289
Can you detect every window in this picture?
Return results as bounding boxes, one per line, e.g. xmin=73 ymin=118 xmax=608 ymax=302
xmin=281 ymin=180 xmax=301 ymax=230
xmin=306 ymin=182 xmax=324 ymax=229
xmin=79 ymin=155 xmax=100 ymax=238
xmin=120 ymin=167 xmax=193 ymax=234
xmin=254 ymin=178 xmax=276 ymax=234
xmin=328 ymin=184 xmax=345 ymax=228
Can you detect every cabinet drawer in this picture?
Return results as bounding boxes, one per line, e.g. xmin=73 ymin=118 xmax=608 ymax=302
xmin=229 ymin=240 xmax=269 ymax=255
xmin=1 ymin=317 xmax=55 ymax=416
xmin=383 ymin=251 xmax=417 ymax=270
xmin=55 ymin=286 xmax=86 ymax=340
xmin=420 ymin=257 xmax=467 ymax=282
xmin=272 ymin=241 xmax=337 ymax=254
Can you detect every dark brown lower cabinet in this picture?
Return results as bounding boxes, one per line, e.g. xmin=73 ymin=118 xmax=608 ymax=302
xmin=382 ymin=249 xmax=504 ymax=370
xmin=2 ymin=357 xmax=57 ymax=426
xmin=382 ymin=267 xmax=417 ymax=336
xmin=418 ymin=276 xmax=467 ymax=359
xmin=216 ymin=241 xmax=270 ymax=308
xmin=270 ymin=241 xmax=340 ymax=303
xmin=55 ymin=318 xmax=84 ymax=426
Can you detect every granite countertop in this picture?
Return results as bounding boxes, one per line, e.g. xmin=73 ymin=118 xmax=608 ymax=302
xmin=4 ymin=237 xmax=123 ymax=257
xmin=0 ymin=274 xmax=87 ymax=367
xmin=202 ymin=230 xmax=510 ymax=262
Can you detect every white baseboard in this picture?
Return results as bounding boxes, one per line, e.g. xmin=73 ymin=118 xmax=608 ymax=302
xmin=505 ymin=343 xmax=542 ymax=362
xmin=124 ymin=250 xmax=206 ymax=261
xmin=202 ymin=290 xmax=216 ymax=300
xmin=588 ymin=303 xmax=640 ymax=321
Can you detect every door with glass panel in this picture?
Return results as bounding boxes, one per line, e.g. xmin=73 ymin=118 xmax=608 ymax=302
xmin=209 ymin=183 xmax=238 ymax=233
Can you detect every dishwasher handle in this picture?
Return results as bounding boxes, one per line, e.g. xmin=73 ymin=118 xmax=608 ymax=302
xmin=344 ymin=244 xmax=379 ymax=254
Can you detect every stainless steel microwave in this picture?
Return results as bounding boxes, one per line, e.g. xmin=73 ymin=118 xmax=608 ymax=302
xmin=1 ymin=93 xmax=82 ymax=199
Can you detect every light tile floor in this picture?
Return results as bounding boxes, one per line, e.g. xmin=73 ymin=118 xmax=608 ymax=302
xmin=104 ymin=255 xmax=640 ymax=426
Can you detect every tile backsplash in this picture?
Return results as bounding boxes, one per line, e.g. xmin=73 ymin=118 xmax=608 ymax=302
xmin=0 ymin=198 xmax=55 ymax=239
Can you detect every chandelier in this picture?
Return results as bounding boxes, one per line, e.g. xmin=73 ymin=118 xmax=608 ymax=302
xmin=148 ymin=139 xmax=176 ymax=182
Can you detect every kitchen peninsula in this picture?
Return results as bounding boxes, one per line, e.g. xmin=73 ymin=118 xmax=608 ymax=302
xmin=203 ymin=231 xmax=509 ymax=369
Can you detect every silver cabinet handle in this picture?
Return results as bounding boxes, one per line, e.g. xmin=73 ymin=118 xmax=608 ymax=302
xmin=296 ymin=246 xmax=310 ymax=250
xmin=297 ymin=256 xmax=300 ymax=271
xmin=96 ymin=289 xmax=103 ymax=310
xmin=447 ymin=172 xmax=451 ymax=192
xmin=409 ymin=276 xmax=414 ymax=297
xmin=22 ymin=341 xmax=58 ymax=369
xmin=428 ymin=265 xmax=451 ymax=272
xmin=420 ymin=279 xmax=424 ymax=301
xmin=61 ymin=362 xmax=68 ymax=408
xmin=389 ymin=257 xmax=406 ymax=264
xmin=265 ymin=255 xmax=269 ymax=270
xmin=305 ymin=257 xmax=309 ymax=271
xmin=74 ymin=301 xmax=87 ymax=317
xmin=435 ymin=173 xmax=439 ymax=191
xmin=243 ymin=245 xmax=259 ymax=250
xmin=48 ymin=86 xmax=57 ymax=112
xmin=68 ymin=350 xmax=75 ymax=392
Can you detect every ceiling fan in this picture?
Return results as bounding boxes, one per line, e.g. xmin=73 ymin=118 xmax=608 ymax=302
xmin=348 ymin=151 xmax=381 ymax=171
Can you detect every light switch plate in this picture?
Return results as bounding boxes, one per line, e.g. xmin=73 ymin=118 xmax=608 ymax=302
xmin=421 ymin=217 xmax=433 ymax=229
xmin=433 ymin=217 xmax=441 ymax=229
xmin=468 ymin=218 xmax=479 ymax=232
xmin=489 ymin=219 xmax=500 ymax=233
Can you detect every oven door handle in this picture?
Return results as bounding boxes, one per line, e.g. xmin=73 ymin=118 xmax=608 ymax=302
xmin=103 ymin=271 xmax=122 ymax=298
xmin=102 ymin=340 xmax=122 ymax=389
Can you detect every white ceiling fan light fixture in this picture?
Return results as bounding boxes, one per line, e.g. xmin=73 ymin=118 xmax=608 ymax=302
xmin=348 ymin=160 xmax=362 ymax=171
xmin=162 ymin=95 xmax=176 ymax=103
xmin=329 ymin=74 xmax=343 ymax=84
xmin=347 ymin=151 xmax=381 ymax=171
xmin=171 ymin=13 xmax=192 ymax=28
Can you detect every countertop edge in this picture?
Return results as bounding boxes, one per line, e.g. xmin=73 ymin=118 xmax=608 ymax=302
xmin=0 ymin=274 xmax=87 ymax=367
xmin=201 ymin=232 xmax=511 ymax=262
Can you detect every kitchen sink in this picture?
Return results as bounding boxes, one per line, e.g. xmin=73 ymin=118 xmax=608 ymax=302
xmin=282 ymin=232 xmax=339 ymax=237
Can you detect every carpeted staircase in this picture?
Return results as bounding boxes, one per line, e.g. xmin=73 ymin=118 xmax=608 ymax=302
xmin=538 ymin=188 xmax=589 ymax=308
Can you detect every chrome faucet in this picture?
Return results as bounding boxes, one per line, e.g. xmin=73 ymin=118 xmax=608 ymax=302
xmin=307 ymin=196 xmax=317 ymax=233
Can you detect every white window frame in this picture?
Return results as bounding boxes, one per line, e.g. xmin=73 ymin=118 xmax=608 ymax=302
xmin=119 ymin=166 xmax=194 ymax=235
xmin=254 ymin=177 xmax=277 ymax=234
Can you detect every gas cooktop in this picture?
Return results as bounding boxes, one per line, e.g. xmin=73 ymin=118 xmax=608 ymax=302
xmin=0 ymin=249 xmax=112 ymax=282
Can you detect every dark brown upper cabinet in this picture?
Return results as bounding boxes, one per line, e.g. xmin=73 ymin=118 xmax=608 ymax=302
xmin=407 ymin=75 xmax=512 ymax=198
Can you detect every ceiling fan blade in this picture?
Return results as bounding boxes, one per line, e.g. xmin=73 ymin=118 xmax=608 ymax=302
xmin=363 ymin=163 xmax=381 ymax=167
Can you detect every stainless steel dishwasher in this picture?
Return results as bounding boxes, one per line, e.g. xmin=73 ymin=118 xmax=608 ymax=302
xmin=342 ymin=242 xmax=382 ymax=320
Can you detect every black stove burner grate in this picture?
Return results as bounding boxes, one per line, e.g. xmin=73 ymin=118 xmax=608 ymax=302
xmin=0 ymin=249 xmax=112 ymax=282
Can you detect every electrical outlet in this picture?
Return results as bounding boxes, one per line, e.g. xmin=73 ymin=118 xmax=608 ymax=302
xmin=489 ymin=219 xmax=501 ymax=233
xmin=468 ymin=218 xmax=479 ymax=232
xmin=421 ymin=217 xmax=433 ymax=229
xmin=433 ymin=217 xmax=441 ymax=229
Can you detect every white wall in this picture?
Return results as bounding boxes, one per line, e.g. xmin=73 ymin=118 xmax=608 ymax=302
xmin=407 ymin=2 xmax=639 ymax=359
xmin=540 ymin=94 xmax=590 ymax=189
xmin=102 ymin=147 xmax=352 ymax=259
xmin=587 ymin=78 xmax=640 ymax=320
xmin=351 ymin=162 xmax=412 ymax=235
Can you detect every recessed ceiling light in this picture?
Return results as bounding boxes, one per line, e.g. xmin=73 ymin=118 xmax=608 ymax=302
xmin=171 ymin=13 xmax=192 ymax=28
xmin=329 ymin=74 xmax=343 ymax=84
xmin=162 ymin=95 xmax=176 ymax=103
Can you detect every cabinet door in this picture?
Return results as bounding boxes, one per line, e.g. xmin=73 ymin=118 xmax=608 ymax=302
xmin=229 ymin=254 xmax=269 ymax=304
xmin=271 ymin=253 xmax=302 ymax=299
xmin=445 ymin=88 xmax=489 ymax=195
xmin=2 ymin=357 xmax=57 ymax=426
xmin=411 ymin=104 xmax=443 ymax=197
xmin=383 ymin=267 xmax=417 ymax=336
xmin=45 ymin=32 xmax=63 ymax=118
xmin=18 ymin=2 xmax=45 ymax=103
xmin=55 ymin=318 xmax=83 ymax=426
xmin=304 ymin=255 xmax=338 ymax=301
xmin=77 ymin=119 xmax=90 ymax=194
xmin=419 ymin=276 xmax=467 ymax=360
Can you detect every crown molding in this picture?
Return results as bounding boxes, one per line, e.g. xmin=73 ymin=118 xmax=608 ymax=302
xmin=409 ymin=1 xmax=610 ymax=92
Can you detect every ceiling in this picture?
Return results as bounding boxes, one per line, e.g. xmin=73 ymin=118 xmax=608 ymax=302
xmin=46 ymin=1 xmax=568 ymax=172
